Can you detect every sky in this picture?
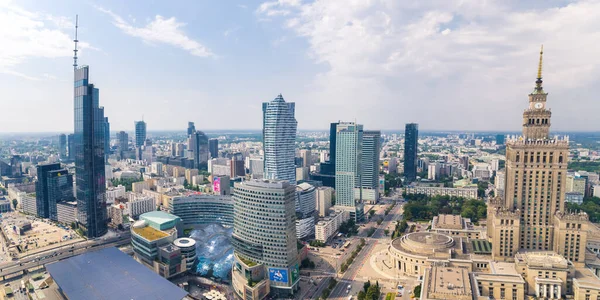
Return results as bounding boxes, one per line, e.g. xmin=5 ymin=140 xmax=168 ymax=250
xmin=1 ymin=0 xmax=600 ymax=133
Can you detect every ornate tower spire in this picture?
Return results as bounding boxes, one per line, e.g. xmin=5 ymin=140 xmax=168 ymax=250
xmin=534 ymin=45 xmax=544 ymax=93
xmin=73 ymin=15 xmax=79 ymax=70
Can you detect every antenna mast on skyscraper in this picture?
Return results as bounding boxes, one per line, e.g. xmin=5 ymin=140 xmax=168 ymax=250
xmin=73 ymin=15 xmax=79 ymax=70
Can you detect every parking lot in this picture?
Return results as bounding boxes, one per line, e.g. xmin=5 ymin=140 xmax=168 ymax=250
xmin=0 ymin=212 xmax=82 ymax=259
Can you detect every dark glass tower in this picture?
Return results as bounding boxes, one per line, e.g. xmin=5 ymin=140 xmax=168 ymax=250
xmin=403 ymin=123 xmax=418 ymax=183
xmin=209 ymin=138 xmax=219 ymax=159
xmin=189 ymin=131 xmax=209 ymax=170
xmin=58 ymin=134 xmax=67 ymax=160
xmin=135 ymin=121 xmax=147 ymax=148
xmin=74 ymin=66 xmax=108 ymax=238
xmin=47 ymin=169 xmax=74 ymax=221
xmin=187 ymin=122 xmax=195 ymax=136
xmin=36 ymin=163 xmax=61 ymax=218
xmin=104 ymin=117 xmax=110 ymax=160
xmin=67 ymin=133 xmax=75 ymax=160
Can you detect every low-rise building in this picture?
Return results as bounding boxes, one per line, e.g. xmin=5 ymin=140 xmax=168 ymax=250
xmin=106 ymin=185 xmax=126 ymax=204
xmin=167 ymin=193 xmax=233 ymax=228
xmin=565 ymin=192 xmax=584 ymax=204
xmin=315 ymin=209 xmax=349 ymax=242
xmin=56 ymin=201 xmax=77 ymax=224
xmin=404 ymin=186 xmax=477 ymax=199
xmin=22 ymin=193 xmax=37 ymax=215
xmin=431 ymin=214 xmax=484 ymax=240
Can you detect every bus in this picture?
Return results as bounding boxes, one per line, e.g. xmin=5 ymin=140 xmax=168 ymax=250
xmin=343 ymin=241 xmax=351 ymax=249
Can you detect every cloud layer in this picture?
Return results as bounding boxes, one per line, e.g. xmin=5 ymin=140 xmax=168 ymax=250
xmin=96 ymin=6 xmax=214 ymax=58
xmin=257 ymin=0 xmax=600 ymax=131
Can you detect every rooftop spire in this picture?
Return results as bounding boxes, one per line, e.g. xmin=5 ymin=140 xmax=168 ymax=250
xmin=73 ymin=15 xmax=79 ymax=70
xmin=534 ymin=45 xmax=544 ymax=93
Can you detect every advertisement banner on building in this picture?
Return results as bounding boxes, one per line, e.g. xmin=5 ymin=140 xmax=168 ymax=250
xmin=290 ymin=264 xmax=299 ymax=284
xmin=213 ymin=177 xmax=221 ymax=193
xmin=268 ymin=268 xmax=288 ymax=283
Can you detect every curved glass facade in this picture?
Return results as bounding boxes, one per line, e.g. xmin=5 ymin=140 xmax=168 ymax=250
xmin=190 ymin=224 xmax=233 ymax=279
xmin=168 ymin=195 xmax=233 ymax=227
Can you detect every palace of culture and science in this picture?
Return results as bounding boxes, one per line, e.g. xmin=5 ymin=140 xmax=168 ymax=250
xmin=388 ymin=48 xmax=600 ymax=300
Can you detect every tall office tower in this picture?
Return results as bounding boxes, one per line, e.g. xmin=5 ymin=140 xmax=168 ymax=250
xmin=176 ymin=143 xmax=185 ymax=157
xmin=295 ymin=182 xmax=316 ymax=239
xmin=231 ymin=180 xmax=299 ymax=299
xmin=335 ymin=122 xmax=364 ymax=221
xmin=103 ymin=117 xmax=110 ymax=160
xmin=360 ymin=130 xmax=381 ymax=203
xmin=209 ymin=138 xmax=219 ymax=159
xmin=47 ymin=169 xmax=74 ymax=221
xmin=135 ymin=120 xmax=147 ymax=148
xmin=311 ymin=122 xmax=339 ymax=188
xmin=36 ymin=163 xmax=61 ymax=218
xmin=262 ymin=94 xmax=297 ymax=184
xmin=170 ymin=142 xmax=177 ymax=157
xmin=188 ymin=131 xmax=209 ymax=170
xmin=187 ymin=121 xmax=195 ymax=136
xmin=58 ymin=134 xmax=67 ymax=159
xmin=299 ymin=149 xmax=312 ymax=168
xmin=116 ymin=131 xmax=128 ymax=158
xmin=496 ymin=134 xmax=506 ymax=145
xmin=73 ymin=21 xmax=108 ymax=238
xmin=403 ymin=123 xmax=419 ymax=183
xmin=67 ymin=134 xmax=75 ymax=160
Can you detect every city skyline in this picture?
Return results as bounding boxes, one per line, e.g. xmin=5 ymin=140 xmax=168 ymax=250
xmin=1 ymin=1 xmax=600 ymax=133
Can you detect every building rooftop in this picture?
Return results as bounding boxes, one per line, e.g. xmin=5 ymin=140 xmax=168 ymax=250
xmin=434 ymin=214 xmax=463 ymax=230
xmin=132 ymin=225 xmax=170 ymax=242
xmin=422 ymin=267 xmax=472 ymax=300
xmin=573 ymin=267 xmax=600 ymax=289
xmin=140 ymin=211 xmax=180 ymax=227
xmin=46 ymin=247 xmax=187 ymax=300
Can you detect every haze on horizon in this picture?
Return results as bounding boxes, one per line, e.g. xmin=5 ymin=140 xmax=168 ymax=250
xmin=1 ymin=0 xmax=599 ymax=134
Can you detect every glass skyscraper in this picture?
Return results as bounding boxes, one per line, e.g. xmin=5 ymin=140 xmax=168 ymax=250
xmin=403 ymin=123 xmax=419 ymax=183
xmin=58 ymin=134 xmax=67 ymax=160
xmin=360 ymin=130 xmax=381 ymax=202
xmin=262 ymin=94 xmax=297 ymax=184
xmin=135 ymin=120 xmax=147 ymax=148
xmin=335 ymin=122 xmax=364 ymax=221
xmin=36 ymin=163 xmax=61 ymax=218
xmin=47 ymin=169 xmax=74 ymax=221
xmin=104 ymin=117 xmax=110 ymax=160
xmin=74 ymin=66 xmax=108 ymax=238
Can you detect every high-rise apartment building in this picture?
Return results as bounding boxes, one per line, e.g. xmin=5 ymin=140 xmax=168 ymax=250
xmin=300 ymin=149 xmax=312 ymax=168
xmin=404 ymin=123 xmax=419 ymax=182
xmin=58 ymin=134 xmax=67 ymax=160
xmin=262 ymin=94 xmax=297 ymax=184
xmin=335 ymin=122 xmax=364 ymax=221
xmin=209 ymin=138 xmax=219 ymax=159
xmin=74 ymin=65 xmax=108 ymax=238
xmin=135 ymin=120 xmax=147 ymax=148
xmin=104 ymin=117 xmax=110 ymax=160
xmin=231 ymin=180 xmax=299 ymax=299
xmin=359 ymin=130 xmax=381 ymax=203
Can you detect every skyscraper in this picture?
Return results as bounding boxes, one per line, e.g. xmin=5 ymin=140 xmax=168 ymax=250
xmin=135 ymin=120 xmax=147 ymax=148
xmin=187 ymin=122 xmax=195 ymax=136
xmin=231 ymin=179 xmax=299 ymax=298
xmin=73 ymin=19 xmax=108 ymax=238
xmin=209 ymin=138 xmax=219 ymax=159
xmin=104 ymin=117 xmax=110 ymax=160
xmin=36 ymin=163 xmax=61 ymax=218
xmin=67 ymin=133 xmax=74 ymax=160
xmin=117 ymin=131 xmax=128 ymax=158
xmin=262 ymin=94 xmax=297 ymax=184
xmin=404 ymin=123 xmax=419 ymax=183
xmin=311 ymin=122 xmax=339 ymax=188
xmin=335 ymin=122 xmax=364 ymax=221
xmin=360 ymin=130 xmax=381 ymax=203
xmin=58 ymin=134 xmax=67 ymax=160
xmin=188 ymin=131 xmax=209 ymax=170
xmin=47 ymin=169 xmax=74 ymax=221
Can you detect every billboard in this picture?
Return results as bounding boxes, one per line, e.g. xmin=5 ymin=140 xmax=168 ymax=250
xmin=268 ymin=268 xmax=288 ymax=283
xmin=213 ymin=177 xmax=221 ymax=193
xmin=291 ymin=264 xmax=299 ymax=284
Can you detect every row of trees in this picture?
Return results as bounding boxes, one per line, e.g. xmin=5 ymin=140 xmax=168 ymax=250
xmin=567 ymin=196 xmax=600 ymax=222
xmin=402 ymin=194 xmax=487 ymax=222
xmin=339 ymin=219 xmax=358 ymax=236
xmin=357 ymin=281 xmax=381 ymax=300
xmin=391 ymin=220 xmax=408 ymax=239
xmin=340 ymin=238 xmax=366 ymax=272
xmin=319 ymin=278 xmax=337 ymax=299
xmin=110 ymin=177 xmax=143 ymax=192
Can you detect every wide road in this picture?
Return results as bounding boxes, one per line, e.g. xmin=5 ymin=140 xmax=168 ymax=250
xmin=0 ymin=232 xmax=131 ymax=278
xmin=328 ymin=200 xmax=403 ymax=299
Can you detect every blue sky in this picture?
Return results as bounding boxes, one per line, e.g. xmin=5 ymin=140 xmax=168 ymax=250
xmin=1 ymin=0 xmax=600 ymax=133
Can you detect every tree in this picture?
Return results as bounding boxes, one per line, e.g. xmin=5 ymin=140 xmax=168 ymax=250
xmin=369 ymin=210 xmax=375 ymax=217
xmin=357 ymin=291 xmax=366 ymax=300
xmin=363 ymin=281 xmax=371 ymax=293
xmin=12 ymin=199 xmax=18 ymax=210
xmin=384 ymin=229 xmax=389 ymax=236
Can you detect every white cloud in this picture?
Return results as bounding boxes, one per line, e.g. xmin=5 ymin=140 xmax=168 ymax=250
xmin=0 ymin=1 xmax=91 ymax=80
xmin=96 ymin=6 xmax=214 ymax=58
xmin=257 ymin=0 xmax=600 ymax=131
xmin=256 ymin=0 xmax=302 ymax=18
